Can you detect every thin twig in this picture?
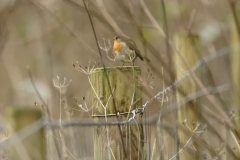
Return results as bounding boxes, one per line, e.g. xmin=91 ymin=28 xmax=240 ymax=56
xmin=160 ymin=0 xmax=171 ymax=66
xmin=95 ymin=0 xmax=123 ymax=34
xmin=27 ymin=68 xmax=62 ymax=159
xmin=228 ymin=0 xmax=240 ymax=38
xmin=31 ymin=0 xmax=97 ymax=55
xmin=169 ymin=124 xmax=202 ymax=160
xmin=82 ymin=0 xmax=126 ymax=156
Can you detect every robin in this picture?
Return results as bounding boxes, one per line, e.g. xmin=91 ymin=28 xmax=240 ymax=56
xmin=113 ymin=34 xmax=150 ymax=65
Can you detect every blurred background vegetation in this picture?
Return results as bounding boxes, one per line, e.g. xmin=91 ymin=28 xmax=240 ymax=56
xmin=0 ymin=0 xmax=240 ymax=159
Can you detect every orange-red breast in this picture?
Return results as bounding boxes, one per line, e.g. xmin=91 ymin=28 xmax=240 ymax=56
xmin=113 ymin=35 xmax=150 ymax=64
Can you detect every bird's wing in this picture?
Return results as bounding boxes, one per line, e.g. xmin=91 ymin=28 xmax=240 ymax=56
xmin=125 ymin=40 xmax=144 ymax=61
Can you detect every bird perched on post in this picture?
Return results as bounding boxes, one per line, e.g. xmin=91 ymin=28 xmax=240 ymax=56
xmin=113 ymin=34 xmax=150 ymax=65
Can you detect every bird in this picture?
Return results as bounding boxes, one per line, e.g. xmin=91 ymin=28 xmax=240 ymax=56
xmin=113 ymin=34 xmax=150 ymax=66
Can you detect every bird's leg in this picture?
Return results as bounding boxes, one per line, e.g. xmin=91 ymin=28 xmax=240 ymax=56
xmin=122 ymin=62 xmax=125 ymax=67
xmin=132 ymin=61 xmax=135 ymax=66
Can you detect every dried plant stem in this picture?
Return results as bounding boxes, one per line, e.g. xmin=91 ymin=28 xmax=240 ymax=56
xmin=28 ymin=69 xmax=62 ymax=159
xmin=160 ymin=0 xmax=171 ymax=65
xmin=95 ymin=0 xmax=123 ymax=34
xmin=82 ymin=0 xmax=126 ymax=156
xmin=31 ymin=0 xmax=97 ymax=55
xmin=169 ymin=124 xmax=202 ymax=160
xmin=228 ymin=0 xmax=240 ymax=37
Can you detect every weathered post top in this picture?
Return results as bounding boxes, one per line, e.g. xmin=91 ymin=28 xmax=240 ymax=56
xmin=90 ymin=66 xmax=145 ymax=160
xmin=91 ymin=66 xmax=142 ymax=115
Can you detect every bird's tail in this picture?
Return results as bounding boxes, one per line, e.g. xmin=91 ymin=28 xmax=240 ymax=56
xmin=143 ymin=56 xmax=151 ymax=62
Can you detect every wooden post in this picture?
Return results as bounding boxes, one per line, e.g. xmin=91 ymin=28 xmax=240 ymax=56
xmin=91 ymin=66 xmax=144 ymax=160
xmin=230 ymin=16 xmax=240 ymax=158
xmin=7 ymin=108 xmax=45 ymax=160
xmin=174 ymin=33 xmax=200 ymax=159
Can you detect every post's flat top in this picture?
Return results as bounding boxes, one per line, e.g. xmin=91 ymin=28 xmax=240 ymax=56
xmin=91 ymin=66 xmax=141 ymax=73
